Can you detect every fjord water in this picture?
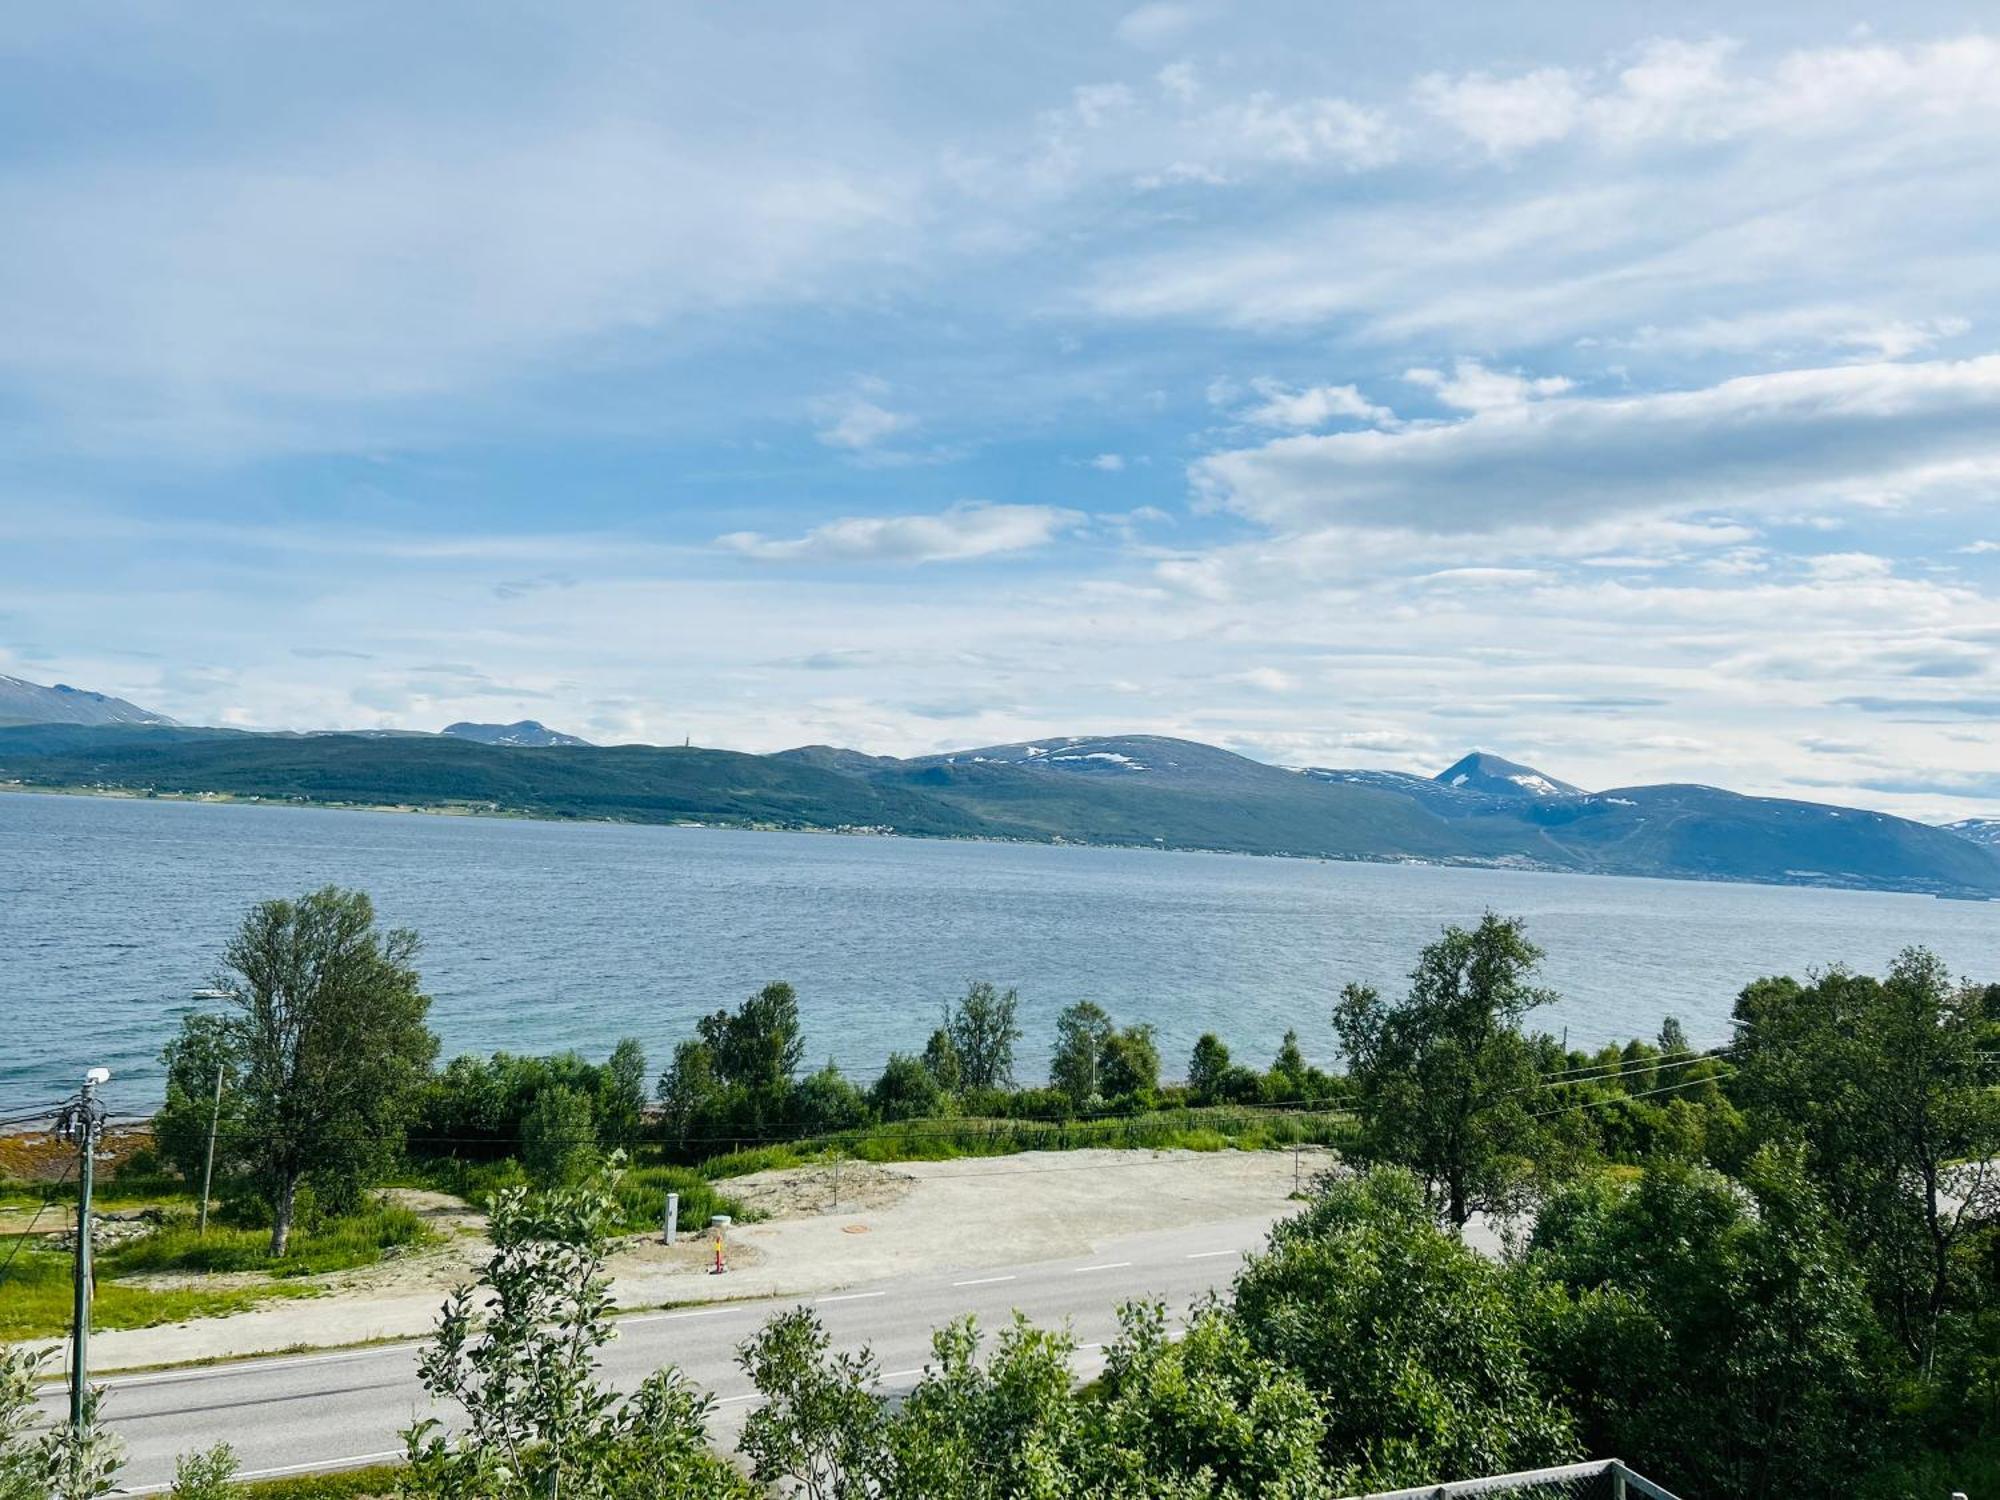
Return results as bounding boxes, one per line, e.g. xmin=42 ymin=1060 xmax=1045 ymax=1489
xmin=5 ymin=791 xmax=1998 ymax=1114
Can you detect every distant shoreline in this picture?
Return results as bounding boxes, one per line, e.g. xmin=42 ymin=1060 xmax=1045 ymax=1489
xmin=0 ymin=781 xmax=1968 ymax=902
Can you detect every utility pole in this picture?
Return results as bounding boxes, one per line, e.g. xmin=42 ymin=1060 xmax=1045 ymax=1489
xmin=59 ymin=1067 xmax=110 ymax=1434
xmin=198 ymin=1062 xmax=224 ymax=1238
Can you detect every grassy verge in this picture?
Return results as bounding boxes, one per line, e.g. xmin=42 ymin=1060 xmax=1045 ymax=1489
xmin=699 ymin=1105 xmax=1357 ymax=1181
xmin=0 ymin=1234 xmax=320 ymax=1341
xmin=407 ymin=1155 xmax=749 ymax=1234
xmin=101 ymin=1200 xmax=430 ymax=1279
xmin=239 ymin=1463 xmax=402 ymax=1497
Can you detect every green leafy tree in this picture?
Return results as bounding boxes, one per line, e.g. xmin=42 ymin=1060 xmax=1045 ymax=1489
xmin=403 ymin=1162 xmax=753 ymax=1499
xmin=737 ymin=1308 xmax=888 ymax=1500
xmin=655 ymin=1039 xmax=722 ymax=1152
xmin=1529 ymin=1153 xmax=1888 ymax=1498
xmin=945 ymin=981 xmax=1022 ymax=1092
xmin=167 ymin=1445 xmax=238 ymax=1500
xmin=870 ymin=1053 xmax=945 ymax=1122
xmin=1089 ymin=1299 xmax=1329 ymax=1499
xmin=920 ymin=1028 xmax=963 ymax=1094
xmin=1098 ymin=1024 xmax=1160 ymax=1099
xmin=219 ymin=886 xmax=439 ymax=1255
xmin=521 ymin=1083 xmax=598 ymax=1188
xmin=152 ymin=1013 xmax=248 ymax=1189
xmin=1333 ymin=913 xmax=1555 ymax=1227
xmin=1729 ymin=948 xmax=2000 ymax=1372
xmin=594 ymin=1038 xmax=647 ymax=1152
xmin=1050 ymin=1000 xmax=1114 ymax=1107
xmin=1231 ymin=1166 xmax=1577 ymax=1490
xmin=1187 ymin=1033 xmax=1230 ymax=1101
xmin=1656 ymin=1015 xmax=1691 ymax=1057
xmin=0 ymin=1348 xmax=125 ymax=1500
xmin=698 ymin=981 xmax=805 ymax=1091
xmin=794 ymin=1062 xmax=868 ymax=1134
xmin=1270 ymin=1029 xmax=1308 ymax=1095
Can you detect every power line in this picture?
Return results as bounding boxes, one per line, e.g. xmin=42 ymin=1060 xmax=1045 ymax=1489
xmin=0 ymin=1156 xmax=78 ymax=1286
xmin=1529 ymin=1067 xmax=1736 ymax=1120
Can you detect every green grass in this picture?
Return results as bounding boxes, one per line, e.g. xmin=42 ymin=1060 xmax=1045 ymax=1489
xmin=0 ymin=1233 xmax=319 ymax=1341
xmin=100 ymin=1200 xmax=430 ymax=1278
xmin=409 ymin=1154 xmax=749 ymax=1233
xmin=239 ymin=1463 xmax=402 ymax=1497
xmin=1854 ymin=1433 xmax=2000 ymax=1498
xmin=698 ymin=1105 xmax=1356 ymax=1181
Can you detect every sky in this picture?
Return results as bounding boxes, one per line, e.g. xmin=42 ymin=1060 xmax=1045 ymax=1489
xmin=3 ymin=3 xmax=1999 ymax=820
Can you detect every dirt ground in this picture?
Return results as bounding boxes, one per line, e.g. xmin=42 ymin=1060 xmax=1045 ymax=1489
xmin=22 ymin=1147 xmax=1324 ymax=1371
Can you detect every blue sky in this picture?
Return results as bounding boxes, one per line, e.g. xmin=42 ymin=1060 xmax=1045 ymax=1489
xmin=3 ymin=3 xmax=1999 ymax=818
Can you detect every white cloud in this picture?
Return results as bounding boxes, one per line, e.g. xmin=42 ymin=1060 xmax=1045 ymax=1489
xmin=1088 ymin=453 xmax=1127 ymax=471
xmin=1958 ymin=539 xmax=2000 ymax=554
xmin=1404 ymin=359 xmax=1572 ymax=411
xmin=1240 ymin=379 xmax=1397 ymax=430
xmin=1115 ymin=3 xmax=1208 ymax=49
xmin=1803 ymin=552 xmax=1894 ymax=581
xmin=1220 ymin=93 xmax=1397 ymax=170
xmin=1419 ymin=35 xmax=2000 ymax=155
xmin=1194 ymin=355 xmax=2000 ymax=534
xmin=1413 ymin=67 xmax=1583 ymax=155
xmin=719 ymin=502 xmax=1083 ymax=564
xmin=814 ymin=392 xmax=916 ymax=451
xmin=1621 ymin=310 xmax=1971 ymax=361
xmin=1156 ymin=61 xmax=1199 ymax=103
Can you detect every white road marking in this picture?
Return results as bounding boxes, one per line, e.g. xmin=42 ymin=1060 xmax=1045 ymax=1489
xmin=1184 ymin=1249 xmax=1238 ymax=1259
xmin=125 ymin=1448 xmax=405 ymax=1494
xmin=1071 ymin=1261 xmax=1132 ymax=1272
xmin=623 ymin=1305 xmax=744 ymax=1326
xmin=816 ymin=1290 xmax=886 ymax=1304
xmin=951 ymin=1274 xmax=1017 ymax=1286
xmin=94 ymin=1345 xmax=418 ymax=1390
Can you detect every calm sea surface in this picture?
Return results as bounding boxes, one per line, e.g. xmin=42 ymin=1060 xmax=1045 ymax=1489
xmin=4 ymin=791 xmax=1997 ymax=1114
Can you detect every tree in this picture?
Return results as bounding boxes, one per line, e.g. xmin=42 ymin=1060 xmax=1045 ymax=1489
xmin=794 ymin=1062 xmax=868 ymax=1135
xmin=404 ymin=1162 xmax=753 ymax=1499
xmin=698 ymin=981 xmax=805 ymax=1092
xmin=167 ymin=1445 xmax=238 ymax=1500
xmin=737 ymin=1308 xmax=888 ymax=1500
xmin=1333 ymin=913 xmax=1555 ymax=1227
xmin=1729 ymin=949 xmax=2000 ymax=1373
xmin=1 ymin=1347 xmax=125 ymax=1500
xmin=945 ymin=981 xmax=1022 ymax=1092
xmin=1089 ymin=1300 xmax=1328 ymax=1499
xmin=1050 ymin=1001 xmax=1114 ymax=1107
xmin=521 ymin=1084 xmax=598 ymax=1188
xmin=1098 ymin=1024 xmax=1160 ymax=1099
xmin=1231 ymin=1166 xmax=1576 ymax=1491
xmin=921 ymin=1027 xmax=963 ymax=1094
xmin=595 ymin=1038 xmax=647 ymax=1152
xmin=1270 ymin=1029 xmax=1308 ymax=1094
xmin=1188 ymin=1033 xmax=1230 ymax=1100
xmin=1529 ymin=1153 xmax=1887 ymax=1498
xmin=152 ymin=1012 xmax=248 ymax=1189
xmin=1656 ymin=1015 xmax=1691 ymax=1057
xmin=656 ymin=1039 xmax=722 ymax=1152
xmin=218 ymin=887 xmax=439 ymax=1255
xmin=870 ymin=1053 xmax=945 ymax=1122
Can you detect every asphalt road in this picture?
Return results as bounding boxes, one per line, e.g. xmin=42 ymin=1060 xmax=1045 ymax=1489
xmin=41 ymin=1212 xmax=1283 ymax=1494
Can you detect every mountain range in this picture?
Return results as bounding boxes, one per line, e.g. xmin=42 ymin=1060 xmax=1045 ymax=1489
xmin=0 ymin=673 xmax=177 ymax=727
xmin=1 ymin=679 xmax=1996 ymax=897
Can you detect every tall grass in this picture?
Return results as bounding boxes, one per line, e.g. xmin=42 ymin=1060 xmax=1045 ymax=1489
xmin=699 ymin=1105 xmax=1356 ymax=1181
xmin=0 ymin=1233 xmax=318 ymax=1340
xmin=100 ymin=1200 xmax=430 ymax=1278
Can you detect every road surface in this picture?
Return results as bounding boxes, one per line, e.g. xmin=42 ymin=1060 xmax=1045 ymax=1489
xmin=41 ymin=1212 xmax=1284 ymax=1493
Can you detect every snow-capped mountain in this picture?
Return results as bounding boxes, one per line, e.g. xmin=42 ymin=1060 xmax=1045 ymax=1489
xmin=1429 ymin=751 xmax=1582 ymax=799
xmin=0 ymin=673 xmax=175 ymax=727
xmin=441 ymin=720 xmax=593 ymax=748
xmin=1944 ymin=817 xmax=2000 ymax=847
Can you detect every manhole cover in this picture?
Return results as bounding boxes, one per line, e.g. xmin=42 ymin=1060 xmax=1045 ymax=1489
xmin=841 ymin=1223 xmax=870 ymax=1234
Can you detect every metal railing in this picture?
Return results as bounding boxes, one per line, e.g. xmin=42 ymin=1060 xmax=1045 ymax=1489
xmin=1343 ymin=1458 xmax=1685 ymax=1500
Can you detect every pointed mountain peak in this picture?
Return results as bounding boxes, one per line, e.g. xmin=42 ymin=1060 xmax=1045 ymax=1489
xmin=1434 ymin=751 xmax=1582 ymax=799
